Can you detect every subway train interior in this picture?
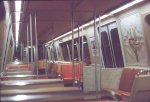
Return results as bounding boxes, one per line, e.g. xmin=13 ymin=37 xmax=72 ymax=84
xmin=0 ymin=0 xmax=150 ymax=102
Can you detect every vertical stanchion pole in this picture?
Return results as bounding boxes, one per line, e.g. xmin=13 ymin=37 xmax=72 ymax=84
xmin=44 ymin=45 xmax=47 ymax=76
xmin=81 ymin=25 xmax=84 ymax=65
xmin=46 ymin=45 xmax=50 ymax=76
xmin=71 ymin=1 xmax=75 ymax=86
xmin=11 ymin=41 xmax=15 ymax=61
xmin=45 ymin=45 xmax=47 ymax=76
xmin=98 ymin=16 xmax=104 ymax=68
xmin=21 ymin=42 xmax=23 ymax=61
xmin=77 ymin=25 xmax=81 ymax=88
xmin=11 ymin=27 xmax=15 ymax=61
xmin=27 ymin=24 xmax=29 ymax=65
xmin=52 ymin=41 xmax=55 ymax=77
xmin=78 ymin=26 xmax=81 ymax=62
xmin=1 ymin=13 xmax=11 ymax=72
xmin=94 ymin=12 xmax=99 ymax=95
xmin=43 ymin=44 xmax=45 ymax=60
xmin=4 ymin=26 xmax=12 ymax=68
xmin=98 ymin=15 xmax=104 ymax=92
xmin=22 ymin=43 xmax=24 ymax=61
xmin=35 ymin=13 xmax=39 ymax=75
xmin=51 ymin=23 xmax=55 ymax=77
xmin=30 ymin=14 xmax=34 ymax=74
xmin=81 ymin=24 xmax=84 ymax=89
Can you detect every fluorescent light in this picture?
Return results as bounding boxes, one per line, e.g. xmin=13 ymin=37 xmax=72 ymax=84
xmin=15 ymin=1 xmax=22 ymax=12
xmin=14 ymin=95 xmax=27 ymax=101
xmin=99 ymin=14 xmax=110 ymax=20
xmin=53 ymin=31 xmax=72 ymax=42
xmin=45 ymin=44 xmax=49 ymax=47
xmin=16 ymin=75 xmax=25 ymax=77
xmin=110 ymin=0 xmax=144 ymax=15
xmin=15 ymin=12 xmax=21 ymax=22
xmin=16 ymin=82 xmax=26 ymax=86
xmin=15 ymin=1 xmax=22 ymax=45
xmin=14 ymin=61 xmax=20 ymax=64
xmin=15 ymin=23 xmax=20 ymax=44
xmin=27 ymin=46 xmax=33 ymax=48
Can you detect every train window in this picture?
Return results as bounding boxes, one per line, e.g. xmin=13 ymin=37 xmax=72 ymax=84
xmin=47 ymin=47 xmax=51 ymax=60
xmin=53 ymin=44 xmax=57 ymax=60
xmin=46 ymin=47 xmax=49 ymax=60
xmin=38 ymin=45 xmax=44 ymax=60
xmin=50 ymin=47 xmax=54 ymax=60
xmin=101 ymin=31 xmax=113 ymax=68
xmin=47 ymin=46 xmax=53 ymax=61
xmin=98 ymin=22 xmax=124 ymax=68
xmin=74 ymin=40 xmax=79 ymax=61
xmin=46 ymin=44 xmax=57 ymax=61
xmin=66 ymin=40 xmax=79 ymax=61
xmin=67 ymin=41 xmax=72 ymax=60
xmin=60 ymin=36 xmax=91 ymax=65
xmin=60 ymin=43 xmax=70 ymax=61
xmin=80 ymin=36 xmax=91 ymax=65
xmin=110 ymin=28 xmax=124 ymax=67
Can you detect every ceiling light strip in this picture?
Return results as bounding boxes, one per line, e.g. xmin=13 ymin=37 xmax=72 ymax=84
xmin=15 ymin=1 xmax=22 ymax=46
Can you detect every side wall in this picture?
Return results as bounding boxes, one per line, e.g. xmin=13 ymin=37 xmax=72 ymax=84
xmin=50 ymin=2 xmax=150 ymax=68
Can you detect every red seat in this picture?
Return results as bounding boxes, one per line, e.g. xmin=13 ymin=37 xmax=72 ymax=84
xmin=7 ymin=64 xmax=32 ymax=69
xmin=61 ymin=63 xmax=83 ymax=81
xmin=106 ymin=68 xmax=142 ymax=97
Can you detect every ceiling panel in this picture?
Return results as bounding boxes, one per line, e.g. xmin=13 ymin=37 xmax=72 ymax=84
xmin=20 ymin=0 xmax=132 ymax=45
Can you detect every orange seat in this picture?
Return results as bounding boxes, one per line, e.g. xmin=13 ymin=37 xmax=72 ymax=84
xmin=106 ymin=68 xmax=144 ymax=98
xmin=7 ymin=64 xmax=32 ymax=69
xmin=61 ymin=63 xmax=83 ymax=81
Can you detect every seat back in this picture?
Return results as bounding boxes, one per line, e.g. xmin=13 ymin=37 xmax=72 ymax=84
xmin=61 ymin=63 xmax=83 ymax=81
xmin=119 ymin=68 xmax=141 ymax=92
xmin=129 ymin=75 xmax=150 ymax=102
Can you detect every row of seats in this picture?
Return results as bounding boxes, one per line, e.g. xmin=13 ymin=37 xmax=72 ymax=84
xmin=6 ymin=64 xmax=32 ymax=69
xmin=38 ymin=60 xmax=83 ymax=83
xmin=48 ymin=61 xmax=83 ymax=81
xmin=105 ymin=68 xmax=150 ymax=102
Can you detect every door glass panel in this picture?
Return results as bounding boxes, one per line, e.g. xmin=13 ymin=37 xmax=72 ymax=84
xmin=101 ymin=31 xmax=113 ymax=68
xmin=110 ymin=28 xmax=124 ymax=67
xmin=108 ymin=23 xmax=124 ymax=67
xmin=100 ymin=22 xmax=124 ymax=68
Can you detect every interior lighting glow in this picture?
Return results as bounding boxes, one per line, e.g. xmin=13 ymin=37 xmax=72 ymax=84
xmin=110 ymin=0 xmax=144 ymax=15
xmin=15 ymin=23 xmax=20 ymax=44
xmin=15 ymin=1 xmax=22 ymax=45
xmin=16 ymin=82 xmax=26 ymax=86
xmin=16 ymin=75 xmax=25 ymax=77
xmin=14 ymin=95 xmax=27 ymax=101
xmin=15 ymin=12 xmax=21 ymax=22
xmin=99 ymin=14 xmax=110 ymax=20
xmin=15 ymin=1 xmax=22 ymax=12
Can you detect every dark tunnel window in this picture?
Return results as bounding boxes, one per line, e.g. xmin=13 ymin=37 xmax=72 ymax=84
xmin=98 ymin=22 xmax=124 ymax=68
xmin=60 ymin=43 xmax=70 ymax=61
xmin=60 ymin=36 xmax=91 ymax=65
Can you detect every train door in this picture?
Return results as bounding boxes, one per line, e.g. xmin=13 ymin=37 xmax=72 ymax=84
xmin=100 ymin=22 xmax=124 ymax=68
